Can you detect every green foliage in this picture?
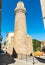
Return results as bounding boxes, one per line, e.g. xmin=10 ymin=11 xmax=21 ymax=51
xmin=33 ymin=39 xmax=41 ymax=51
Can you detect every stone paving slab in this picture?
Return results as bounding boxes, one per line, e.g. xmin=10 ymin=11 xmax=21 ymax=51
xmin=0 ymin=53 xmax=15 ymax=65
xmin=9 ymin=59 xmax=45 ymax=65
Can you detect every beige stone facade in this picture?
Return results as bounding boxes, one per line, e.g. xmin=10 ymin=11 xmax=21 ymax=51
xmin=17 ymin=35 xmax=33 ymax=58
xmin=26 ymin=35 xmax=33 ymax=55
xmin=5 ymin=1 xmax=33 ymax=58
xmin=40 ymin=0 xmax=45 ymax=28
xmin=5 ymin=32 xmax=14 ymax=55
xmin=14 ymin=1 xmax=33 ymax=55
xmin=14 ymin=2 xmax=27 ymax=55
xmin=41 ymin=41 xmax=45 ymax=49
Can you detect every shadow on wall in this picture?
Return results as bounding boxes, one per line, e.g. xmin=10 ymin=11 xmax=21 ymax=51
xmin=12 ymin=48 xmax=17 ymax=58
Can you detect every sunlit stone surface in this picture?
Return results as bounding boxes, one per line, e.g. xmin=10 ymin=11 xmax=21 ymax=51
xmin=14 ymin=1 xmax=27 ymax=54
xmin=6 ymin=32 xmax=14 ymax=55
xmin=5 ymin=1 xmax=33 ymax=58
xmin=41 ymin=41 xmax=45 ymax=49
xmin=14 ymin=1 xmax=33 ymax=56
xmin=40 ymin=0 xmax=45 ymax=29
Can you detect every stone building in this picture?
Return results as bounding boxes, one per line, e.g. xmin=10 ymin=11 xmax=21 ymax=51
xmin=41 ymin=41 xmax=45 ymax=50
xmin=5 ymin=32 xmax=14 ymax=55
xmin=14 ymin=1 xmax=33 ymax=58
xmin=14 ymin=1 xmax=27 ymax=55
xmin=5 ymin=1 xmax=33 ymax=58
xmin=26 ymin=35 xmax=33 ymax=55
xmin=40 ymin=0 xmax=45 ymax=28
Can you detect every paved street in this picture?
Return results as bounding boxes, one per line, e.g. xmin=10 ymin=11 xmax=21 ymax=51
xmin=9 ymin=58 xmax=45 ymax=65
xmin=0 ymin=50 xmax=45 ymax=65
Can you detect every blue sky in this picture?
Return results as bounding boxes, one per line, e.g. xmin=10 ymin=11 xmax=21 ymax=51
xmin=2 ymin=0 xmax=45 ymax=43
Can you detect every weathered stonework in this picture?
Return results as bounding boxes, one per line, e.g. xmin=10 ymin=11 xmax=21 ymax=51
xmin=6 ymin=32 xmax=14 ymax=55
xmin=14 ymin=2 xmax=28 ymax=55
xmin=26 ymin=35 xmax=33 ymax=55
xmin=5 ymin=1 xmax=33 ymax=58
xmin=14 ymin=1 xmax=33 ymax=58
xmin=41 ymin=41 xmax=45 ymax=50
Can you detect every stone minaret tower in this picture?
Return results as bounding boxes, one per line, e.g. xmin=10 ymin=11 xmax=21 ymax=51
xmin=14 ymin=1 xmax=27 ymax=54
xmin=40 ymin=0 xmax=45 ymax=29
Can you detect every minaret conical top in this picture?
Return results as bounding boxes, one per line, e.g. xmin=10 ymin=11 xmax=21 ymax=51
xmin=17 ymin=1 xmax=24 ymax=8
xmin=15 ymin=1 xmax=26 ymax=14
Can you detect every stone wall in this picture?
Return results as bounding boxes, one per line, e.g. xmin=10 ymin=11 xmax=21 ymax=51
xmin=41 ymin=41 xmax=45 ymax=48
xmin=5 ymin=2 xmax=33 ymax=58
xmin=26 ymin=35 xmax=33 ymax=55
xmin=6 ymin=32 xmax=14 ymax=55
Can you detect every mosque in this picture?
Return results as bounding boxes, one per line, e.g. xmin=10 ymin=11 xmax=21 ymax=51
xmin=40 ymin=0 xmax=45 ymax=51
xmin=2 ymin=0 xmax=45 ymax=58
xmin=40 ymin=0 xmax=45 ymax=29
xmin=5 ymin=1 xmax=33 ymax=58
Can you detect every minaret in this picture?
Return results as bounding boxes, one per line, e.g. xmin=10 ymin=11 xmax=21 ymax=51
xmin=40 ymin=0 xmax=45 ymax=29
xmin=14 ymin=1 xmax=27 ymax=54
xmin=0 ymin=0 xmax=2 ymax=49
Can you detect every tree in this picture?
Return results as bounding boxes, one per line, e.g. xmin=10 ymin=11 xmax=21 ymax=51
xmin=33 ymin=39 xmax=41 ymax=51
